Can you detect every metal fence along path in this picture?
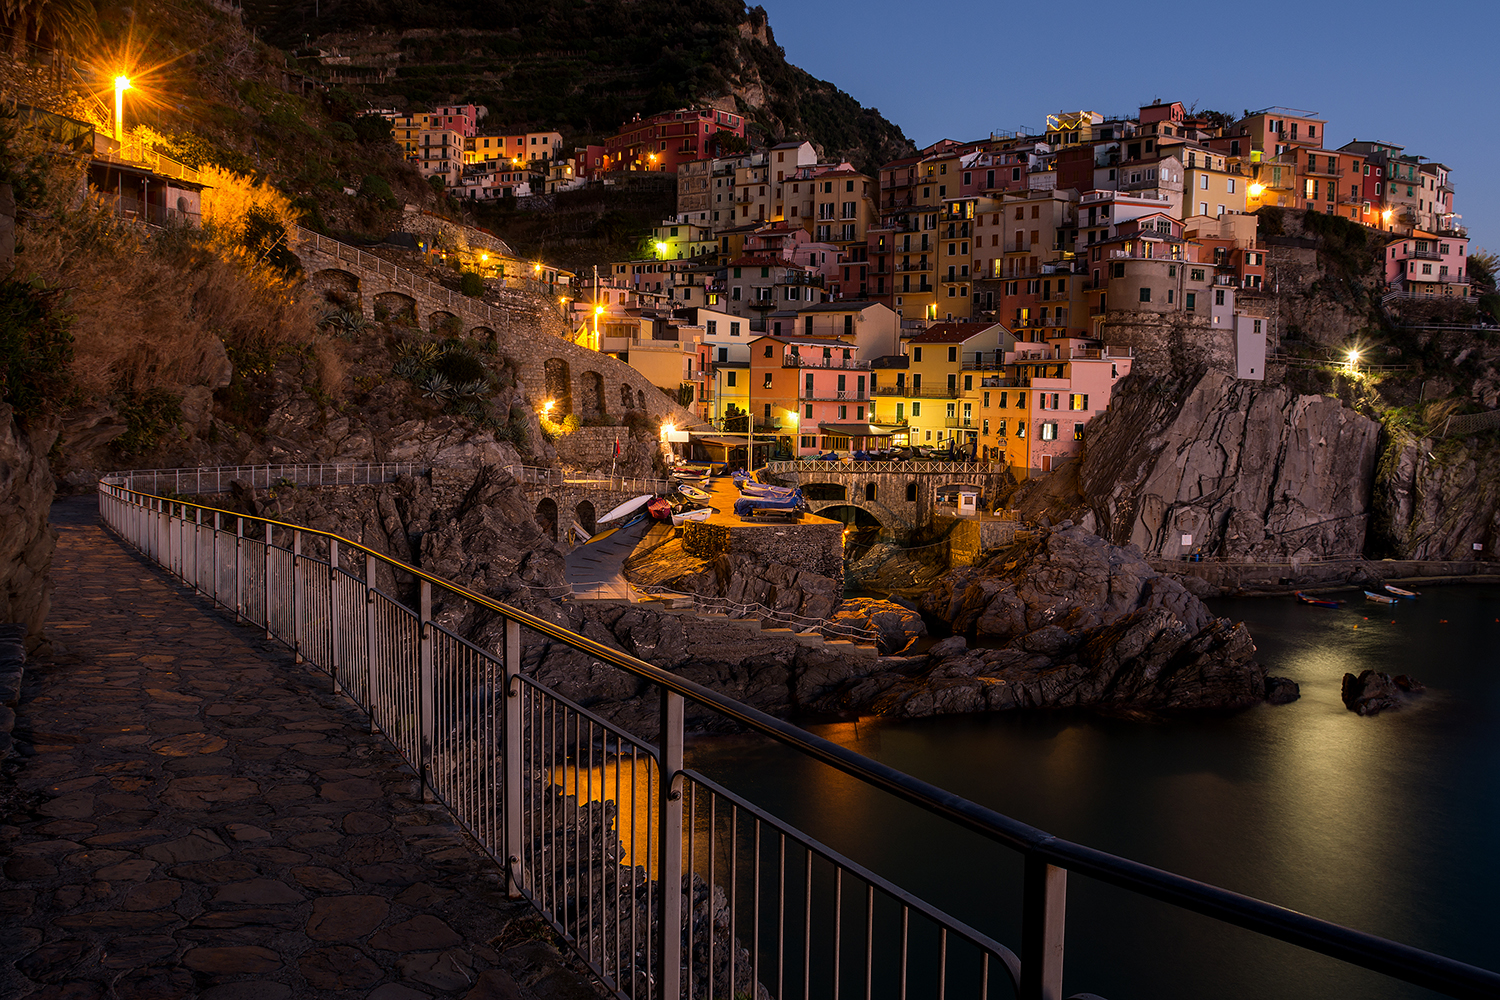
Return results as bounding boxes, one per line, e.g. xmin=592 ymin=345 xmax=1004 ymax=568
xmin=95 ymin=475 xmax=1500 ymax=1000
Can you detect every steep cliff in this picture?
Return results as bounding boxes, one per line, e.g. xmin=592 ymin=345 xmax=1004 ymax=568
xmin=1078 ymin=370 xmax=1382 ymax=561
xmin=1370 ymin=422 xmax=1500 ymax=559
xmin=0 ymin=406 xmax=59 ymax=653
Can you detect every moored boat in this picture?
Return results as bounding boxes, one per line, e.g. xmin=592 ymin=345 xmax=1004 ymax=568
xmin=1384 ymin=584 xmax=1421 ymax=598
xmin=1295 ymin=591 xmax=1344 ymax=608
xmin=1364 ymin=590 xmax=1399 ymax=605
xmin=678 ymin=485 xmax=712 ymax=501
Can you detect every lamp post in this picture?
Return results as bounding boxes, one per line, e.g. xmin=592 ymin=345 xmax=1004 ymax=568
xmin=114 ymin=75 xmax=131 ymax=143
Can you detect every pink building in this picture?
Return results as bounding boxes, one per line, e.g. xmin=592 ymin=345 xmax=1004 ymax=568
xmin=1001 ymin=338 xmax=1133 ymax=474
xmin=1383 ymin=231 xmax=1471 ymax=299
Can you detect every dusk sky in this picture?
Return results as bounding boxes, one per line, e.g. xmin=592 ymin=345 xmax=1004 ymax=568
xmin=756 ymin=0 xmax=1497 ymax=252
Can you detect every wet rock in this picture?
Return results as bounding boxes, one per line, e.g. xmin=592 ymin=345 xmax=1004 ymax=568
xmin=1341 ymin=670 xmax=1424 ymax=716
xmin=1264 ymin=676 xmax=1301 ymax=705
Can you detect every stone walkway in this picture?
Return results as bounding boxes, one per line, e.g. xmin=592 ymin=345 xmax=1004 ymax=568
xmin=0 ymin=497 xmax=603 ymax=1000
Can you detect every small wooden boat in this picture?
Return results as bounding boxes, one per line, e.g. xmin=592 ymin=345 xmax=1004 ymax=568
xmin=678 ymin=485 xmax=712 ymax=501
xmin=647 ymin=498 xmax=674 ymax=522
xmin=671 ymin=505 xmax=713 ymax=527
xmin=1364 ymin=590 xmax=1399 ymax=605
xmin=1383 ymin=584 xmax=1420 ymax=598
xmin=1295 ymin=591 xmax=1343 ymax=608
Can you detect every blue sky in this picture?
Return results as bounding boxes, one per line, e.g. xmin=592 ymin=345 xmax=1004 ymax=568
xmin=755 ymin=0 xmax=1496 ymax=252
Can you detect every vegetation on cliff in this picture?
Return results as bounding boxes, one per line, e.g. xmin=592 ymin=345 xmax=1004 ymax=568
xmin=261 ymin=0 xmax=914 ymax=172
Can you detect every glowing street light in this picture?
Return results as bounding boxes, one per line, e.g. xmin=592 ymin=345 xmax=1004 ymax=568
xmin=114 ymin=74 xmax=131 ymax=142
xmin=1248 ymin=182 xmax=1265 ymax=197
xmin=655 ymin=241 xmax=669 ymax=256
xmin=541 ymin=399 xmax=555 ymax=415
xmin=661 ymin=422 xmax=676 ymax=437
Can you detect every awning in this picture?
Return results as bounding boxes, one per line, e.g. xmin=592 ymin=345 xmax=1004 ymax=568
xmin=816 ymin=422 xmax=904 ymax=437
xmin=694 ymin=436 xmax=751 ymax=449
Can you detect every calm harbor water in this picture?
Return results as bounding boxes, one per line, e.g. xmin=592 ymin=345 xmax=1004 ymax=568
xmin=684 ymin=584 xmax=1500 ymax=1000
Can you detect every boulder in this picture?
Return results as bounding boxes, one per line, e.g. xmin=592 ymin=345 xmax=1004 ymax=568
xmin=1341 ymin=670 xmax=1424 ymax=716
xmin=828 ymin=597 xmax=926 ymax=653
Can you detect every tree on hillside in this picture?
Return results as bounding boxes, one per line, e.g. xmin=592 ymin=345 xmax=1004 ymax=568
xmin=1 ymin=0 xmax=96 ymax=58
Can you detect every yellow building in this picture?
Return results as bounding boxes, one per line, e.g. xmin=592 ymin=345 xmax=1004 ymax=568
xmin=896 ymin=322 xmax=1012 ymax=450
xmin=1181 ymin=147 xmax=1247 ymax=222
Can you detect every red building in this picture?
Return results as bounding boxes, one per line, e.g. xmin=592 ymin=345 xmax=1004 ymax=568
xmin=601 ymin=108 xmax=747 ymax=174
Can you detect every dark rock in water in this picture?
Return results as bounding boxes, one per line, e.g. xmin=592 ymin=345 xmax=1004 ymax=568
xmin=1341 ymin=669 xmax=1424 ymax=716
xmin=824 ymin=525 xmax=1278 ymax=719
xmin=1264 ymin=676 xmax=1301 ymax=705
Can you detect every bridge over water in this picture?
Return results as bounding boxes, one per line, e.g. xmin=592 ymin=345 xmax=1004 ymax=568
xmin=763 ymin=459 xmax=1013 ymax=541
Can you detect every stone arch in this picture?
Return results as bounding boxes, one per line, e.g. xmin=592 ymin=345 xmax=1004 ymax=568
xmin=544 ymin=359 xmax=573 ymax=415
xmin=620 ymin=383 xmax=634 ymax=409
xmin=637 ymin=389 xmax=646 ymax=410
xmin=470 ymin=326 xmax=496 ymax=341
xmin=310 ymin=268 xmax=362 ymax=313
xmin=578 ymin=370 xmax=606 ymax=420
xmin=429 ymin=310 xmax=462 ymax=336
xmin=374 ymin=292 xmax=417 ymax=327
xmin=575 ymin=500 xmax=597 ymax=537
xmin=864 ymin=481 xmax=878 ymax=502
xmin=803 ymin=482 xmax=848 ymax=502
xmin=535 ymin=497 xmax=558 ymax=541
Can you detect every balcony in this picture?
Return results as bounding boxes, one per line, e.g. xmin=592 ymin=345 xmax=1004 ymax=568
xmin=804 ymin=390 xmax=869 ymax=402
xmin=895 ymin=260 xmax=932 ymax=273
xmin=1303 ymin=163 xmax=1344 ymax=178
xmin=782 ymin=355 xmax=872 ymax=370
xmin=784 ymin=273 xmax=826 ymax=287
xmin=940 ymin=272 xmax=970 ymax=284
xmin=1411 ymin=249 xmax=1442 ymax=261
xmin=961 ymin=361 xmax=1006 ymax=371
xmin=944 ymin=417 xmax=977 ymax=429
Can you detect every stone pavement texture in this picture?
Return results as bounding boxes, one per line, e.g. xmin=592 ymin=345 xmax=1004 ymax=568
xmin=0 ymin=497 xmax=604 ymax=1000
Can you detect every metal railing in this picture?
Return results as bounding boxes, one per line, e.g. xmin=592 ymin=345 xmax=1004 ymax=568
xmin=93 ymin=475 xmax=1500 ymax=1000
xmin=767 ymin=459 xmax=1007 ymax=475
xmin=104 ymin=463 xmax=428 ymax=496
xmin=506 ymin=465 xmax=675 ymax=496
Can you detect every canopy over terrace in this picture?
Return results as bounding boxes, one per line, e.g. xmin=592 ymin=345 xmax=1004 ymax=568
xmin=816 ymin=421 xmax=908 ymax=452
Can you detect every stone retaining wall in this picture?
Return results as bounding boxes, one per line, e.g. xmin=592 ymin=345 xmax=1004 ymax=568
xmin=1154 ymin=557 xmax=1500 ymax=591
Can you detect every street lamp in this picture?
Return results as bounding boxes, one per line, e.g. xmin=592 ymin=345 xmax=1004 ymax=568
xmin=114 ymin=75 xmax=131 ymax=142
xmin=655 ymin=241 xmax=669 ymax=257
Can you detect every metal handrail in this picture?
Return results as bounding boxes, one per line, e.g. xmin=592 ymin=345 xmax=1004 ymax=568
xmin=93 ymin=474 xmax=1500 ymax=1000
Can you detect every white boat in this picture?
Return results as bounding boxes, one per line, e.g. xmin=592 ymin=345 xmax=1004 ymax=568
xmin=1383 ymin=584 xmax=1420 ymax=598
xmin=597 ymin=494 xmax=654 ymax=524
xmin=671 ymin=507 xmax=714 ymax=526
xmin=571 ymin=524 xmax=593 ymax=545
xmin=1364 ymin=590 xmax=1399 ymax=605
xmin=679 ymin=485 xmax=712 ymax=501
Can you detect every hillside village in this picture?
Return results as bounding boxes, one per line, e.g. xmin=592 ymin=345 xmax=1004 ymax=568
xmin=374 ymin=95 xmax=1475 ymax=475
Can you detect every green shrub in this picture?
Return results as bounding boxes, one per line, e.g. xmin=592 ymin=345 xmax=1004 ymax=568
xmin=359 ymin=175 xmax=397 ymax=208
xmin=112 ymin=389 xmax=182 ymax=457
xmin=0 ymin=279 xmax=74 ymax=420
xmin=435 ymin=350 xmax=488 ymax=385
xmin=460 ymin=271 xmax=484 ymax=297
xmin=328 ymin=122 xmax=357 ymax=143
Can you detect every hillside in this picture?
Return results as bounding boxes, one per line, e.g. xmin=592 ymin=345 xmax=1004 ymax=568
xmin=256 ymin=0 xmax=915 ymax=172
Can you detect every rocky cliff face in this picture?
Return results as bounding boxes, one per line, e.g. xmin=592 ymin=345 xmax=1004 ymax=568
xmin=0 ymin=406 xmax=59 ymax=653
xmin=802 ymin=526 xmax=1290 ymax=720
xmin=1078 ymin=371 xmax=1381 ymax=560
xmin=1371 ymin=428 xmax=1500 ymax=559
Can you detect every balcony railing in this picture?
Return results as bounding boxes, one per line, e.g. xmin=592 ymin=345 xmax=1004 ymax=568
xmin=805 ymin=390 xmax=869 ymax=402
xmin=782 ymin=355 xmax=872 ymax=370
xmin=895 ymin=260 xmax=932 ymax=272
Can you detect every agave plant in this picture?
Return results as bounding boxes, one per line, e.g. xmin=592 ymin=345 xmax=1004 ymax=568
xmin=418 ymin=373 xmax=453 ymax=401
xmin=391 ymin=355 xmax=422 ymax=380
xmin=452 ymin=378 xmax=489 ymax=399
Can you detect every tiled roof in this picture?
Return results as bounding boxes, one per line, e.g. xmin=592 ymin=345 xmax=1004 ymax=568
xmin=904 ymin=322 xmax=1005 ymax=344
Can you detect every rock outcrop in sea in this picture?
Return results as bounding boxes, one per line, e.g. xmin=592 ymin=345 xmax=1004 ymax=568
xmin=804 ymin=525 xmax=1296 ymax=719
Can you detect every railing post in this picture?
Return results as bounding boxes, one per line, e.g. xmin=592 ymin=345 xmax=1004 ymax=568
xmin=657 ymin=687 xmax=685 ymax=1000
xmin=264 ymin=521 xmax=274 ymax=640
xmin=211 ymin=510 xmax=220 ymax=604
xmin=1019 ymin=855 xmax=1068 ymax=1000
xmin=328 ymin=538 xmax=341 ymax=692
xmin=234 ymin=516 xmax=244 ymax=622
xmin=418 ymin=579 xmax=434 ymax=802
xmin=503 ymin=617 xmax=523 ymax=899
xmin=192 ymin=507 xmax=202 ymax=593
xmin=365 ymin=552 xmax=378 ymax=729
xmin=292 ymin=530 xmax=304 ymax=663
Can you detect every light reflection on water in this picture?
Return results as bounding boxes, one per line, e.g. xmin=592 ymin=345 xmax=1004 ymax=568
xmin=684 ymin=585 xmax=1500 ymax=1000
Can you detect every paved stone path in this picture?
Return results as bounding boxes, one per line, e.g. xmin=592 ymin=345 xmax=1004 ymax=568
xmin=0 ymin=497 xmax=602 ymax=1000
